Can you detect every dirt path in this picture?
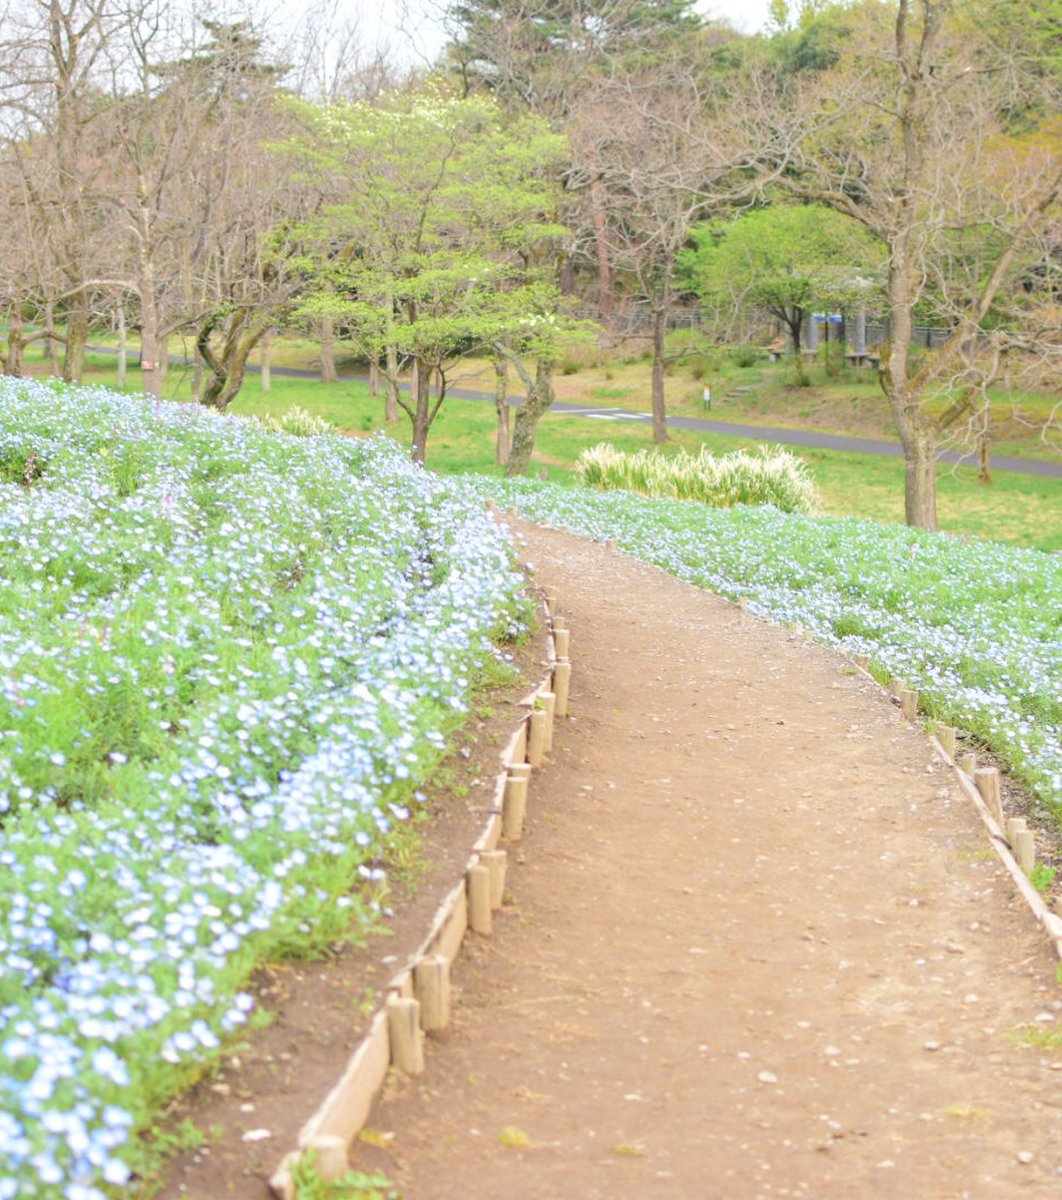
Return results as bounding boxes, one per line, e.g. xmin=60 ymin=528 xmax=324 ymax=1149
xmin=354 ymin=521 xmax=1062 ymax=1200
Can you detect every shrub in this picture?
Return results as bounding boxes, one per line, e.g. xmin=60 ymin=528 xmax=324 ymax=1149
xmin=730 ymin=345 xmax=762 ymax=368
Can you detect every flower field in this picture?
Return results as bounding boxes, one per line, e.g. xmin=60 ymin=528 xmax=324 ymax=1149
xmin=0 ymin=380 xmax=526 ymax=1197
xmin=459 ymin=476 xmax=1062 ymax=816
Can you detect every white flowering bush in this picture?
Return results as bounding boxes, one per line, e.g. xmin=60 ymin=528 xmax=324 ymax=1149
xmin=575 ymin=443 xmax=818 ymax=513
xmin=0 ymin=379 xmax=527 ymax=1197
xmin=456 ymin=475 xmax=1062 ymax=816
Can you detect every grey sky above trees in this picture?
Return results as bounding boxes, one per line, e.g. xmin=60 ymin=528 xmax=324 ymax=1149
xmin=278 ymin=0 xmax=772 ymax=62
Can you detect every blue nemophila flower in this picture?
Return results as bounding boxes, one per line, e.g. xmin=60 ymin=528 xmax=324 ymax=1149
xmin=457 ymin=472 xmax=1061 ymax=813
xmin=0 ymin=379 xmax=529 ymax=1195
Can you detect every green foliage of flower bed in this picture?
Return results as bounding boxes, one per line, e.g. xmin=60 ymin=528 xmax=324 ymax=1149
xmin=0 ymin=378 xmax=528 ymax=1197
xmin=457 ymin=474 xmax=1062 ymax=821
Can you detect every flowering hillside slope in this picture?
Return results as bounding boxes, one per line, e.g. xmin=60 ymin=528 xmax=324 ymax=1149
xmin=459 ymin=476 xmax=1062 ymax=817
xmin=0 ymin=380 xmax=525 ymax=1197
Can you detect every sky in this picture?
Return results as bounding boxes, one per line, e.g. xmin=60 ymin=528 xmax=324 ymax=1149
xmin=310 ymin=0 xmax=775 ymax=66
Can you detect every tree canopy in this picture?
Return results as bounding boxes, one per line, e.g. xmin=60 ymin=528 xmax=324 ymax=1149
xmin=681 ymin=204 xmax=883 ymax=353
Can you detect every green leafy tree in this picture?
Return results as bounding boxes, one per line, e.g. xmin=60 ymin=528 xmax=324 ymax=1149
xmin=681 ymin=204 xmax=883 ymax=354
xmin=280 ymin=88 xmax=575 ymax=464
xmin=445 ymin=0 xmax=704 ymax=118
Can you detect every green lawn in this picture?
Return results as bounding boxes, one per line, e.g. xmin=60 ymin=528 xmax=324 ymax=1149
xmin=45 ymin=348 xmax=1062 ymax=553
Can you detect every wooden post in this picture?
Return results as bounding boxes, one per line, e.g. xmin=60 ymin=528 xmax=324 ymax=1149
xmin=1012 ymin=830 xmax=1036 ymax=878
xmin=413 ymin=955 xmax=451 ymax=1032
xmin=900 ymin=689 xmax=919 ymax=721
xmin=1015 ymin=829 xmax=1036 ymax=878
xmin=1006 ymin=816 xmax=1027 ymax=845
xmin=467 ymin=865 xmax=492 ymax=934
xmin=958 ymin=752 xmax=977 ymax=776
xmin=854 ymin=654 xmax=870 ymax=671
xmin=553 ymin=660 xmax=572 ymax=717
xmin=975 ymin=767 xmax=1005 ymax=828
xmin=540 ymin=690 xmax=556 ymax=753
xmin=480 ymin=850 xmax=508 ymax=909
xmin=305 ymin=1135 xmax=348 ymax=1181
xmin=890 ymin=677 xmax=907 ymax=699
xmin=502 ymin=773 xmax=529 ymax=840
xmin=387 ymin=997 xmax=424 ymax=1074
xmin=554 ymin=628 xmax=571 ymax=659
xmin=543 ymin=586 xmax=558 ymax=617
xmin=936 ymin=724 xmax=957 ymax=758
xmin=527 ymin=710 xmax=549 ymax=767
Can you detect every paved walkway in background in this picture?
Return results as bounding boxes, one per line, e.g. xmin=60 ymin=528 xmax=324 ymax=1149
xmin=141 ymin=348 xmax=1060 ymax=480
xmin=354 ymin=521 xmax=1062 ymax=1199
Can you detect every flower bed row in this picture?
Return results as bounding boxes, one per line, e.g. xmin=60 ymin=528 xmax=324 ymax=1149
xmin=456 ymin=475 xmax=1062 ymax=817
xmin=0 ymin=380 xmax=527 ymax=1198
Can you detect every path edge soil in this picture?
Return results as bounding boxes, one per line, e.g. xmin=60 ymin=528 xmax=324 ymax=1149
xmin=267 ymin=586 xmax=570 ymax=1197
xmin=265 ymin=531 xmax=1060 ymax=1197
xmin=848 ymin=652 xmax=1062 ymax=957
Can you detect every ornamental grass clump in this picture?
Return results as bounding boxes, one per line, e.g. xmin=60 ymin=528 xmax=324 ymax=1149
xmin=254 ymin=405 xmax=334 ymax=437
xmin=0 ymin=378 xmax=529 ymax=1197
xmin=575 ymin=443 xmax=817 ymax=514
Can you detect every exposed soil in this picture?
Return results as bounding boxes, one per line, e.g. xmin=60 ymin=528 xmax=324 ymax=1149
xmin=154 ymin=520 xmax=1062 ymax=1200
xmin=353 ymin=521 xmax=1062 ymax=1200
xmin=150 ymin=624 xmax=552 ymax=1199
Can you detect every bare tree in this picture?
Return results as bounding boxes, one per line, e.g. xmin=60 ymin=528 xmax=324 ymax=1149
xmin=0 ymin=0 xmax=119 ymax=382
xmin=568 ymin=61 xmax=754 ymax=442
xmin=763 ymin=0 xmax=1062 ymax=529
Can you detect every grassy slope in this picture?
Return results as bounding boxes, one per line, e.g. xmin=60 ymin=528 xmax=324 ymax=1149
xmin=29 ymin=343 xmax=1062 ymax=552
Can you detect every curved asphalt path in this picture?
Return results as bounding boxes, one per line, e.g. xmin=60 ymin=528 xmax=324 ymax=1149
xmin=273 ymin=364 xmax=1061 ymax=480
xmin=136 ymin=352 xmax=1062 ymax=480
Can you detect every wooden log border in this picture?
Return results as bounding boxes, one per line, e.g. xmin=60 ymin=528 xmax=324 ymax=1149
xmin=757 ymin=602 xmax=1061 ymax=956
xmin=856 ymin=663 xmax=1062 ymax=961
xmin=269 ymin=587 xmax=569 ymax=1196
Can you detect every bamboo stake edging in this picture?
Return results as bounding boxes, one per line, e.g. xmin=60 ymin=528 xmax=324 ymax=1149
xmin=269 ymin=574 xmax=571 ymax=1196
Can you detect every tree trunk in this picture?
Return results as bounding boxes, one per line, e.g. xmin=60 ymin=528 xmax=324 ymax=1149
xmin=63 ymin=294 xmax=89 ymax=384
xmin=45 ymin=301 xmax=61 ymax=374
xmin=650 ymin=305 xmax=669 ymax=444
xmin=384 ymin=342 xmax=400 ymax=424
xmin=368 ymin=353 xmax=381 ymax=397
xmin=493 ymin=355 xmax=510 ymax=465
xmin=198 ymin=310 xmax=271 ymax=410
xmin=901 ymin=422 xmax=938 ymax=531
xmin=260 ymin=328 xmax=273 ymax=393
xmin=4 ymin=308 xmax=25 ymax=376
xmin=785 ymin=310 xmax=802 ymax=354
xmin=410 ymin=357 xmax=432 ymax=464
xmin=319 ymin=314 xmax=337 ymax=383
xmin=978 ymin=424 xmax=992 ymax=485
xmin=590 ymin=176 xmax=615 ymax=331
xmin=139 ymin=276 xmax=163 ymax=399
xmin=505 ymin=359 xmax=555 ymax=477
xmin=116 ymin=302 xmax=127 ymax=389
